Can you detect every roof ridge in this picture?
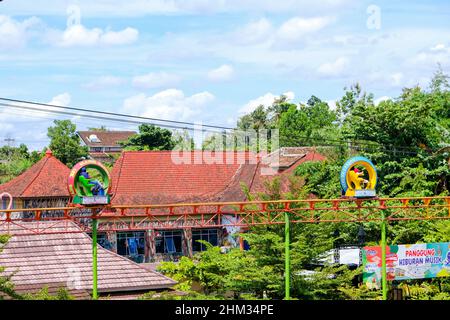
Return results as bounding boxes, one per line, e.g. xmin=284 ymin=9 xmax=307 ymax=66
xmin=247 ymin=159 xmax=262 ymax=194
xmin=203 ymin=161 xmax=258 ymax=202
xmin=74 ymin=223 xmax=176 ymax=284
xmin=110 ymin=152 xmax=125 ymax=201
xmin=19 ymin=156 xmax=49 ymax=197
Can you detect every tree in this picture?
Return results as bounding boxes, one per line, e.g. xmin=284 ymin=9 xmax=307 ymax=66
xmin=430 ymin=64 xmax=450 ymax=93
xmin=278 ymin=97 xmax=337 ymax=147
xmin=120 ymin=124 xmax=176 ymax=151
xmin=47 ymin=120 xmax=88 ymax=167
xmin=0 ymin=145 xmax=44 ymax=184
xmin=237 ymin=105 xmax=270 ymax=131
xmin=87 ymin=125 xmax=108 ymax=131
xmin=0 ymin=234 xmax=22 ymax=300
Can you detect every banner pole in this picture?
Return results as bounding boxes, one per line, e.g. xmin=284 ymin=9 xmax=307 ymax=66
xmin=381 ymin=210 xmax=387 ymax=300
xmin=92 ymin=216 xmax=98 ymax=300
xmin=285 ymin=211 xmax=290 ymax=300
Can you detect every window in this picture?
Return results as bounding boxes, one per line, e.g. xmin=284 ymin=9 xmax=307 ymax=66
xmin=155 ymin=230 xmax=183 ymax=254
xmin=88 ymin=134 xmax=101 ymax=143
xmin=96 ymin=233 xmax=114 ymax=251
xmin=88 ymin=232 xmax=115 ymax=251
xmin=116 ymin=231 xmax=146 ymax=257
xmin=91 ymin=147 xmax=103 ymax=152
xmin=192 ymin=229 xmax=219 ymax=252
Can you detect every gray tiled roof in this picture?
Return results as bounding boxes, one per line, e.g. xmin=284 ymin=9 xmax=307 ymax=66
xmin=0 ymin=221 xmax=176 ymax=295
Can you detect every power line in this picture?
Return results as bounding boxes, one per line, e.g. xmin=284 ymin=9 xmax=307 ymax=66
xmin=0 ymin=97 xmax=234 ymax=131
xmin=0 ymin=97 xmax=422 ymax=155
xmin=0 ymin=102 xmax=211 ymax=133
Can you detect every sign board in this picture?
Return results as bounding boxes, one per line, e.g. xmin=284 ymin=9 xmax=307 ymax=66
xmin=363 ymin=242 xmax=450 ymax=289
xmin=81 ymin=196 xmax=109 ymax=205
xmin=355 ymin=189 xmax=376 ymax=198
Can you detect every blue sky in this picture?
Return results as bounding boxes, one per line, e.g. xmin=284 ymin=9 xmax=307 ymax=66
xmin=0 ymin=0 xmax=449 ymax=150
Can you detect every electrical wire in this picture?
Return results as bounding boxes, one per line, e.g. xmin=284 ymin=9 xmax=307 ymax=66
xmin=0 ymin=97 xmax=233 ymax=131
xmin=0 ymin=97 xmax=422 ymax=155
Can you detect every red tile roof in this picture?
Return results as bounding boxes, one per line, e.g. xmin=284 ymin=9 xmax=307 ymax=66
xmin=250 ymin=149 xmax=327 ymax=195
xmin=78 ymin=131 xmax=136 ymax=147
xmin=111 ymin=151 xmax=260 ymax=204
xmin=110 ymin=149 xmax=325 ymax=205
xmin=0 ymin=149 xmax=70 ymax=198
xmin=0 ymin=221 xmax=177 ymax=295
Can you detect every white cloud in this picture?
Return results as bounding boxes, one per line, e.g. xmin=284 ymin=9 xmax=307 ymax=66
xmin=0 ymin=93 xmax=71 ymax=142
xmin=317 ymin=57 xmax=349 ymax=77
xmin=0 ymin=1 xmax=354 ymax=17
xmin=207 ymin=65 xmax=235 ymax=82
xmin=234 ymin=18 xmax=273 ymax=45
xmin=58 ymin=24 xmax=138 ymax=47
xmin=59 ymin=25 xmax=101 ymax=47
xmin=277 ymin=16 xmax=334 ymax=43
xmin=239 ymin=91 xmax=295 ymax=114
xmin=390 ymin=72 xmax=404 ymax=86
xmin=0 ymin=15 xmax=41 ymax=48
xmin=100 ymin=27 xmax=139 ymax=45
xmin=85 ymin=76 xmax=125 ymax=90
xmin=409 ymin=43 xmax=450 ymax=66
xmin=122 ymin=89 xmax=215 ymax=121
xmin=367 ymin=71 xmax=406 ymax=88
xmin=132 ymin=72 xmax=181 ymax=89
xmin=374 ymin=96 xmax=391 ymax=105
xmin=327 ymin=100 xmax=337 ymax=110
xmin=48 ymin=93 xmax=71 ymax=106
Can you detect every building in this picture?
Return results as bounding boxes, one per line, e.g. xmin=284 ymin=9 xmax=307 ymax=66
xmin=77 ymin=130 xmax=136 ymax=163
xmin=0 ymin=221 xmax=176 ymax=299
xmin=0 ymin=149 xmax=70 ymax=211
xmin=103 ymin=147 xmax=326 ymax=263
xmin=0 ymin=147 xmax=326 ymax=264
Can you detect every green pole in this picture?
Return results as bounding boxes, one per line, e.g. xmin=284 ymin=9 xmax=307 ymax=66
xmin=92 ymin=217 xmax=98 ymax=300
xmin=285 ymin=211 xmax=290 ymax=300
xmin=381 ymin=211 xmax=387 ymax=300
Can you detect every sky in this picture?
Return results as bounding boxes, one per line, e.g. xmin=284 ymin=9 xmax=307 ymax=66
xmin=0 ymin=0 xmax=449 ymax=150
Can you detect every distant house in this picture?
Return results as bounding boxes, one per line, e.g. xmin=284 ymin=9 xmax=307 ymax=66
xmin=77 ymin=130 xmax=136 ymax=163
xmin=0 ymin=149 xmax=70 ymax=211
xmin=0 ymin=221 xmax=177 ymax=299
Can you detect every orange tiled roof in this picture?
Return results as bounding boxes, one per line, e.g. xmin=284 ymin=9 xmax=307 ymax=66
xmin=110 ymin=149 xmax=325 ymax=205
xmin=0 ymin=149 xmax=70 ymax=198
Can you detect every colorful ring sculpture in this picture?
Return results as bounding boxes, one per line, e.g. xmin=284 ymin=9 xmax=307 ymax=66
xmin=68 ymin=159 xmax=111 ymax=205
xmin=340 ymin=156 xmax=377 ymax=198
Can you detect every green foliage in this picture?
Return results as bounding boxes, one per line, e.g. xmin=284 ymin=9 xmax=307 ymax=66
xmin=47 ymin=119 xmax=88 ymax=167
xmin=279 ymin=97 xmax=337 ymax=147
xmin=0 ymin=144 xmax=44 ymax=184
xmin=120 ymin=124 xmax=176 ymax=151
xmin=21 ymin=287 xmax=74 ymax=300
xmin=158 ymin=243 xmax=281 ymax=299
xmin=87 ymin=125 xmax=108 ymax=131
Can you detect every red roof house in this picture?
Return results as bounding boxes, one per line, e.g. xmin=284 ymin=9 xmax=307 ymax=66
xmin=0 ymin=149 xmax=70 ymax=210
xmin=77 ymin=130 xmax=136 ymax=163
xmin=110 ymin=147 xmax=326 ymax=205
